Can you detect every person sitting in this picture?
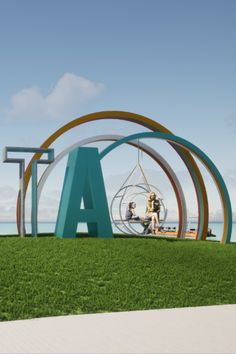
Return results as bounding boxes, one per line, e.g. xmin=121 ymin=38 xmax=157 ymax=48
xmin=125 ymin=202 xmax=140 ymax=221
xmin=145 ymin=191 xmax=160 ymax=234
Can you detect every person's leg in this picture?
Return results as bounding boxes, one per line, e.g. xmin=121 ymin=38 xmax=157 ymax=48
xmin=151 ymin=215 xmax=156 ymax=233
xmin=145 ymin=213 xmax=155 ymax=234
xmin=152 ymin=213 xmax=160 ymax=233
xmin=155 ymin=213 xmax=159 ymax=225
xmin=157 ymin=212 xmax=160 ymax=231
xmin=157 ymin=212 xmax=160 ymax=225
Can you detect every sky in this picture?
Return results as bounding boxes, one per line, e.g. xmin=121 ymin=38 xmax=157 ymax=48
xmin=0 ymin=0 xmax=235 ymax=223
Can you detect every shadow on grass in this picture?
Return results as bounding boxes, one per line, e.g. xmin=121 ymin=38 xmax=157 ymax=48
xmin=0 ymin=232 xmax=220 ymax=243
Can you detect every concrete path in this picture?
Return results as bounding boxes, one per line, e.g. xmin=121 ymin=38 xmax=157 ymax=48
xmin=0 ymin=305 xmax=235 ymax=354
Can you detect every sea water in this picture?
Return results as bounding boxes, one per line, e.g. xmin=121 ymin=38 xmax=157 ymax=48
xmin=0 ymin=221 xmax=235 ymax=243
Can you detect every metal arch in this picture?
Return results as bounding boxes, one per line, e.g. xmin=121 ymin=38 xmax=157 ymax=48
xmin=18 ymin=110 xmax=208 ymax=241
xmin=36 ymin=135 xmax=187 ymax=238
xmin=36 ymin=136 xmax=186 ymax=237
xmin=100 ymin=132 xmax=232 ymax=244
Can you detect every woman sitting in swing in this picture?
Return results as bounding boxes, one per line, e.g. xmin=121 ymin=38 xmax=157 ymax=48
xmin=125 ymin=202 xmax=140 ymax=221
xmin=146 ymin=192 xmax=160 ymax=234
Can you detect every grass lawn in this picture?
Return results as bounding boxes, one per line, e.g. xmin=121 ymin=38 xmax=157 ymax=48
xmin=0 ymin=236 xmax=235 ymax=321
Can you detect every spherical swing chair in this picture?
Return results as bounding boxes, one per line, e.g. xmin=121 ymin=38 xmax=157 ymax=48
xmin=110 ymin=143 xmax=168 ymax=235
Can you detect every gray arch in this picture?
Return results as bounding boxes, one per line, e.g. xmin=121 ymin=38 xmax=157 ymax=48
xmin=37 ymin=135 xmax=187 ymax=238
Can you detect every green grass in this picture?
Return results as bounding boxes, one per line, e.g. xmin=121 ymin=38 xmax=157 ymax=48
xmin=0 ymin=236 xmax=235 ymax=321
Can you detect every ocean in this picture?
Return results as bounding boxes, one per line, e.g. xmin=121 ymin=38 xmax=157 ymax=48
xmin=0 ymin=221 xmax=235 ymax=243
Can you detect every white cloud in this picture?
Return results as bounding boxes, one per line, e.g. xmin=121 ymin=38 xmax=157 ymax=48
xmin=5 ymin=73 xmax=105 ymax=121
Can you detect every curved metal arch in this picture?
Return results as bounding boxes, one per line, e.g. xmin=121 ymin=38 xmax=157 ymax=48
xmin=17 ymin=111 xmax=208 ymax=240
xmin=100 ymin=132 xmax=232 ymax=244
xmin=36 ymin=135 xmax=187 ymax=238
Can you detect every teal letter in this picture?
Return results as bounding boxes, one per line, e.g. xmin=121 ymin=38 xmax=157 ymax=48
xmin=55 ymin=147 xmax=113 ymax=238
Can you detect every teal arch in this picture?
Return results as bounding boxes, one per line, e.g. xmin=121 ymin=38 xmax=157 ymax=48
xmin=100 ymin=132 xmax=232 ymax=244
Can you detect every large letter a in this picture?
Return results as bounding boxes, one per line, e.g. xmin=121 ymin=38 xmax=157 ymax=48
xmin=55 ymin=147 xmax=113 ymax=238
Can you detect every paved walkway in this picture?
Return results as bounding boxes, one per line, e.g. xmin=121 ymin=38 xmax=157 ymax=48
xmin=0 ymin=305 xmax=235 ymax=353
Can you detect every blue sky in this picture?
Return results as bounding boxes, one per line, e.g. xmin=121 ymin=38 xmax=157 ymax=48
xmin=0 ymin=0 xmax=235 ymax=222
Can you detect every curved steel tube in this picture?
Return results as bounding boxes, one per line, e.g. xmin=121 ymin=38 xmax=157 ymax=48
xmin=36 ymin=135 xmax=187 ymax=238
xmin=17 ymin=111 xmax=208 ymax=240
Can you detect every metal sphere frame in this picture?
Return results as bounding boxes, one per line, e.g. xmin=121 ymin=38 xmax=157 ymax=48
xmin=110 ymin=182 xmax=168 ymax=235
